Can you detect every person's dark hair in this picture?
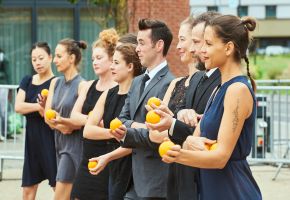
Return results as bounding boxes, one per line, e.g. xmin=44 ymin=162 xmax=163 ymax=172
xmin=115 ymin=44 xmax=143 ymax=77
xmin=119 ymin=33 xmax=137 ymax=45
xmin=208 ymin=15 xmax=257 ymax=92
xmin=138 ymin=18 xmax=173 ymax=56
xmin=30 ymin=42 xmax=51 ymax=55
xmin=192 ymin=11 xmax=221 ymax=28
xmin=93 ymin=28 xmax=119 ymax=58
xmin=58 ymin=38 xmax=87 ymax=66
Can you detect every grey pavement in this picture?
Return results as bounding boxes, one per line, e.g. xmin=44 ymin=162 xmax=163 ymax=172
xmin=1 ymin=135 xmax=290 ymax=199
xmin=0 ymin=160 xmax=289 ymax=200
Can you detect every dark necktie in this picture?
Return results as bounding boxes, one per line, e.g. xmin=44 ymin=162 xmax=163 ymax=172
xmin=139 ymin=74 xmax=150 ymax=99
xmin=200 ymin=73 xmax=208 ymax=83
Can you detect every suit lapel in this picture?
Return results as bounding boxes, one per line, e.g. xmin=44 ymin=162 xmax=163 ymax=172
xmin=193 ymin=69 xmax=221 ymax=109
xmin=185 ymin=71 xmax=204 ymax=108
xmin=133 ymin=66 xmax=169 ymax=117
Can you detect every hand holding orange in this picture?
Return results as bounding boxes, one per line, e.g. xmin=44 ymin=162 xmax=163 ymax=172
xmin=41 ymin=89 xmax=49 ymax=97
xmin=88 ymin=160 xmax=98 ymax=170
xmin=146 ymin=110 xmax=161 ymax=124
xmin=147 ymin=97 xmax=161 ymax=107
xmin=159 ymin=140 xmax=175 ymax=157
xmin=110 ymin=118 xmax=123 ymax=131
xmin=45 ymin=109 xmax=56 ymax=120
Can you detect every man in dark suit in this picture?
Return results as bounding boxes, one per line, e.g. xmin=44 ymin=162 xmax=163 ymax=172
xmin=111 ymin=19 xmax=174 ymax=200
xmin=146 ymin=12 xmax=221 ymax=200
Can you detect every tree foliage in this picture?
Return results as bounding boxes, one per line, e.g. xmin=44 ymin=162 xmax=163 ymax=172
xmin=68 ymin=0 xmax=128 ymax=34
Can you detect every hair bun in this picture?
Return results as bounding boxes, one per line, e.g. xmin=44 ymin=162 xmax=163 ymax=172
xmin=99 ymin=28 xmax=119 ymax=48
xmin=241 ymin=17 xmax=256 ymax=32
xmin=78 ymin=40 xmax=87 ymax=50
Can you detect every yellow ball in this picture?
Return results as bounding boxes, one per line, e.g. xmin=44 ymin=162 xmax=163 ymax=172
xmin=110 ymin=118 xmax=123 ymax=131
xmin=88 ymin=161 xmax=98 ymax=170
xmin=41 ymin=89 xmax=49 ymax=97
xmin=210 ymin=143 xmax=218 ymax=151
xmin=45 ymin=109 xmax=56 ymax=120
xmin=147 ymin=97 xmax=161 ymax=107
xmin=146 ymin=110 xmax=161 ymax=124
xmin=159 ymin=141 xmax=175 ymax=157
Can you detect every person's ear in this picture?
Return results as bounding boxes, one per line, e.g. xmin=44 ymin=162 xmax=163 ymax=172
xmin=127 ymin=63 xmax=134 ymax=73
xmin=69 ymin=54 xmax=76 ymax=65
xmin=155 ymin=40 xmax=164 ymax=53
xmin=225 ymin=41 xmax=235 ymax=57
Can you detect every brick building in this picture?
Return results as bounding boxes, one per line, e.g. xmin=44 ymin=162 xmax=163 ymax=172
xmin=127 ymin=0 xmax=190 ymax=76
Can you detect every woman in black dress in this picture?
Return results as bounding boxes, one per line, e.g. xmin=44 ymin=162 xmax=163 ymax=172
xmin=70 ymin=28 xmax=119 ymax=200
xmin=84 ymin=43 xmax=142 ymax=200
xmin=15 ymin=42 xmax=56 ymax=200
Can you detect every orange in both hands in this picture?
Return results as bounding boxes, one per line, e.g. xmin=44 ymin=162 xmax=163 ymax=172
xmin=146 ymin=110 xmax=161 ymax=124
xmin=147 ymin=97 xmax=161 ymax=107
xmin=110 ymin=118 xmax=123 ymax=131
xmin=45 ymin=109 xmax=56 ymax=120
xmin=159 ymin=140 xmax=175 ymax=157
xmin=41 ymin=89 xmax=49 ymax=97
xmin=88 ymin=161 xmax=98 ymax=170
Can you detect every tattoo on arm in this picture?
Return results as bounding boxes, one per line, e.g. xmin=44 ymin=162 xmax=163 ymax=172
xmin=232 ymin=99 xmax=239 ymax=132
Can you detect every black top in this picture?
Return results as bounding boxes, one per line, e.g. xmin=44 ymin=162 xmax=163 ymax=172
xmin=103 ymin=85 xmax=127 ymax=129
xmin=82 ymin=80 xmax=102 ymax=114
xmin=103 ymin=85 xmax=132 ymax=200
xmin=168 ymin=76 xmax=188 ymax=117
xmin=71 ymin=79 xmax=109 ymax=200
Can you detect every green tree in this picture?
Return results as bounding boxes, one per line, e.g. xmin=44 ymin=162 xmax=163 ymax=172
xmin=68 ymin=0 xmax=128 ymax=34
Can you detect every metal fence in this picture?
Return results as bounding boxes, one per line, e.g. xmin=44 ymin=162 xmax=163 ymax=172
xmin=248 ymin=85 xmax=290 ymax=180
xmin=0 ymin=82 xmax=290 ymax=180
xmin=0 ymin=85 xmax=25 ymax=180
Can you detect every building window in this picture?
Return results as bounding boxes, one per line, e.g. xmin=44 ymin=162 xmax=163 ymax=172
xmin=207 ymin=6 xmax=218 ymax=12
xmin=237 ymin=6 xmax=248 ymax=17
xmin=266 ymin=5 xmax=276 ymax=19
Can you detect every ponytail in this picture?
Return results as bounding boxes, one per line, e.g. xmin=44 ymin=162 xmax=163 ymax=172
xmin=244 ymin=56 xmax=256 ymax=93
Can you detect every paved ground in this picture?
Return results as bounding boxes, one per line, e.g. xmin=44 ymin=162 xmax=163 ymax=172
xmin=1 ymin=136 xmax=290 ymax=199
xmin=0 ymin=160 xmax=290 ymax=200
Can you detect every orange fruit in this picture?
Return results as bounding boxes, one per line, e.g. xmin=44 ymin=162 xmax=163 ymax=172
xmin=159 ymin=140 xmax=175 ymax=157
xmin=147 ymin=97 xmax=161 ymax=107
xmin=41 ymin=89 xmax=49 ymax=97
xmin=110 ymin=118 xmax=123 ymax=131
xmin=45 ymin=109 xmax=56 ymax=120
xmin=146 ymin=110 xmax=161 ymax=124
xmin=88 ymin=161 xmax=98 ymax=170
xmin=204 ymin=143 xmax=211 ymax=150
xmin=210 ymin=143 xmax=218 ymax=151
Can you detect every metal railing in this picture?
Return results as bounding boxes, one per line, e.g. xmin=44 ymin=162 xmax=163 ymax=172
xmin=248 ymin=85 xmax=290 ymax=180
xmin=1 ymin=82 xmax=290 ymax=181
xmin=0 ymin=85 xmax=25 ymax=180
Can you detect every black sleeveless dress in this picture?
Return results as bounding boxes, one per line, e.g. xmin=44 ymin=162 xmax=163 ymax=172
xmin=103 ymin=86 xmax=132 ymax=200
xmin=19 ymin=75 xmax=57 ymax=187
xmin=71 ymin=80 xmax=110 ymax=200
xmin=167 ymin=76 xmax=199 ymax=200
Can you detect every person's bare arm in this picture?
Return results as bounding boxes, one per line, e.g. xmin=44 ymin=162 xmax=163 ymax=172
xmin=83 ymin=90 xmax=114 ymax=140
xmin=15 ymin=89 xmax=42 ymax=114
xmin=163 ymin=83 xmax=253 ymax=169
xmin=70 ymin=81 xmax=93 ymax=126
